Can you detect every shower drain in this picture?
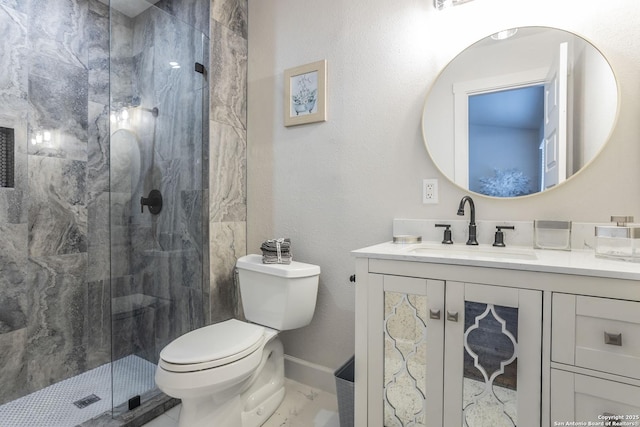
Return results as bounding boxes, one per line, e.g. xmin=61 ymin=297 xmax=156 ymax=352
xmin=73 ymin=394 xmax=101 ymax=409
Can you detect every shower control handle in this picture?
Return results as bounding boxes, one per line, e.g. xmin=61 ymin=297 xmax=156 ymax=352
xmin=140 ymin=189 xmax=163 ymax=215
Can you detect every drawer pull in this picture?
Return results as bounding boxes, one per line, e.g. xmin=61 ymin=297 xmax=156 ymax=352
xmin=604 ymin=332 xmax=622 ymax=346
xmin=447 ymin=311 xmax=459 ymax=322
xmin=429 ymin=309 xmax=441 ymax=320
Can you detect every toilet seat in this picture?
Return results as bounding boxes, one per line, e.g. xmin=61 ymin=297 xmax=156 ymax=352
xmin=159 ymin=319 xmax=265 ymax=373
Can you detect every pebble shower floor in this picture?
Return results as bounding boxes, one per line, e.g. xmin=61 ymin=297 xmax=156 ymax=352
xmin=0 ymin=355 xmax=156 ymax=427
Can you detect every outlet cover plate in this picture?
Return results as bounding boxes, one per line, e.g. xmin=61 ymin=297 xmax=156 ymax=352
xmin=423 ymin=179 xmax=438 ymax=204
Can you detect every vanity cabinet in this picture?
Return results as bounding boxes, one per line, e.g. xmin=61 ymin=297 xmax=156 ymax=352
xmin=355 ymin=263 xmax=542 ymax=427
xmin=550 ymin=294 xmax=640 ymax=423
xmin=353 ymin=249 xmax=640 ymax=427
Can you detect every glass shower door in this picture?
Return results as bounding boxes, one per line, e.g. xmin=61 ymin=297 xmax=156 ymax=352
xmin=109 ymin=0 xmax=207 ymax=414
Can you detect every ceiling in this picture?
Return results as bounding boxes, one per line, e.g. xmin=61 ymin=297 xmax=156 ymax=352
xmin=97 ymin=0 xmax=161 ymax=18
xmin=469 ymin=85 xmax=545 ymax=130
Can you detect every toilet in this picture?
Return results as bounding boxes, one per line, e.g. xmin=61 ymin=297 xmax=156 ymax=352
xmin=155 ymin=254 xmax=320 ymax=427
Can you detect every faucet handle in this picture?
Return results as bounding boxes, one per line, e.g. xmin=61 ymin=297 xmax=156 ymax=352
xmin=435 ymin=224 xmax=453 ymax=244
xmin=493 ymin=225 xmax=515 ymax=247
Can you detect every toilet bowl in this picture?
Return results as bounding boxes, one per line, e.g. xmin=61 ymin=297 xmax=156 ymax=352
xmin=155 ymin=254 xmax=320 ymax=427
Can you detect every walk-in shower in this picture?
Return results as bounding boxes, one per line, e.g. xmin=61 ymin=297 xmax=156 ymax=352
xmin=0 ymin=0 xmax=209 ymax=425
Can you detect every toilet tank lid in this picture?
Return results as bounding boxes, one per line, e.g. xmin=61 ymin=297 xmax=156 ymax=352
xmin=237 ymin=254 xmax=320 ymax=278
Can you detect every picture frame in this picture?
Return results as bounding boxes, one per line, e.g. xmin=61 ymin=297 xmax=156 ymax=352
xmin=283 ymin=59 xmax=327 ymax=127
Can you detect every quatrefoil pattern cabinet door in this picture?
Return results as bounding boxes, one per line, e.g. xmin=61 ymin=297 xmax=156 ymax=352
xmin=444 ymin=282 xmax=542 ymax=427
xmin=379 ymin=275 xmax=445 ymax=427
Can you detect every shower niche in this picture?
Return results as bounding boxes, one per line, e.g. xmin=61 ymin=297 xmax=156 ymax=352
xmin=0 ymin=127 xmax=14 ymax=188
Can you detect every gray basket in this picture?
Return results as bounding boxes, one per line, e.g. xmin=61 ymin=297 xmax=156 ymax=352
xmin=334 ymin=356 xmax=355 ymax=427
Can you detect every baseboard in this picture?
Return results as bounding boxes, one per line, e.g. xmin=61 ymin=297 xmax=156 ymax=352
xmin=284 ymin=354 xmax=337 ymax=395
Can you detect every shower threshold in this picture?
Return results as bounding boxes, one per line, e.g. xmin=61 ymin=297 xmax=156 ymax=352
xmin=0 ymin=355 xmax=157 ymax=427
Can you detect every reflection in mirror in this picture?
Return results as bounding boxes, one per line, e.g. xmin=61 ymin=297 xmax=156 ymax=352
xmin=463 ymin=302 xmax=518 ymax=426
xmin=422 ymin=27 xmax=618 ymax=198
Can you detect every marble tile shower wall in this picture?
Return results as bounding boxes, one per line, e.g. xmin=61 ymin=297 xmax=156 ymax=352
xmin=0 ymin=0 xmax=111 ymax=405
xmin=208 ymin=0 xmax=248 ymax=323
xmin=0 ymin=0 xmax=235 ymax=407
xmin=108 ymin=0 xmax=210 ymax=367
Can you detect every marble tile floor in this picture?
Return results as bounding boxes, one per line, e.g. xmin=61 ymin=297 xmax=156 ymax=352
xmin=142 ymin=379 xmax=340 ymax=427
xmin=0 ymin=355 xmax=157 ymax=427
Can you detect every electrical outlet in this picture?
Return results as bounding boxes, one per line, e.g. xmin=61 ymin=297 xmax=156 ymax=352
xmin=423 ymin=179 xmax=438 ymax=204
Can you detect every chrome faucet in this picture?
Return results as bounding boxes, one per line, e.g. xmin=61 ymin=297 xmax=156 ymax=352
xmin=457 ymin=196 xmax=478 ymax=245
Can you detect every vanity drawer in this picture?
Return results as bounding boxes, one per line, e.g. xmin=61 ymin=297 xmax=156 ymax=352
xmin=551 ymin=369 xmax=640 ymax=424
xmin=552 ymin=294 xmax=640 ymax=380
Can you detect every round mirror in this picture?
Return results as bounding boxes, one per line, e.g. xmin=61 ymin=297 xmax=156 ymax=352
xmin=422 ymin=26 xmax=618 ymax=198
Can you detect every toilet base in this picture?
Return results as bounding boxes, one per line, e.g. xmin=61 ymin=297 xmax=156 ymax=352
xmin=241 ymin=385 xmax=285 ymax=427
xmin=173 ymin=334 xmax=286 ymax=427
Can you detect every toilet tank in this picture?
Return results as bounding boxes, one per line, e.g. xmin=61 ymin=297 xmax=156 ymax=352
xmin=236 ymin=254 xmax=320 ymax=330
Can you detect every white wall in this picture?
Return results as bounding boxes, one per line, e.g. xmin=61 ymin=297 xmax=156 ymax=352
xmin=247 ymin=0 xmax=640 ymax=382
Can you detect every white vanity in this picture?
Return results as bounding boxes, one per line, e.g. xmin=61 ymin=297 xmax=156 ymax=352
xmin=352 ymin=241 xmax=640 ymax=427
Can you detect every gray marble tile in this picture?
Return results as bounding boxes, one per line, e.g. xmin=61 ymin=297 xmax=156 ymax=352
xmin=109 ymin=128 xmax=142 ymax=194
xmin=88 ymin=7 xmax=109 ymax=105
xmin=180 ymin=189 xmax=204 ymax=249
xmin=209 ymin=121 xmax=246 ymax=222
xmin=110 ymin=192 xmax=132 ymax=227
xmin=110 ymin=225 xmax=132 ymax=278
xmin=0 ymin=0 xmax=30 ymax=13
xmin=26 ymin=253 xmax=88 ymax=391
xmin=0 ymin=5 xmax=29 ymax=113
xmin=28 ymin=0 xmax=89 ymax=69
xmin=128 ymin=225 xmax=156 ymax=275
xmin=109 ymin=10 xmax=136 ymax=108
xmin=153 ymin=286 xmax=203 ymax=360
xmin=0 ymin=223 xmax=28 ymax=333
xmin=88 ymin=0 xmax=108 ymax=18
xmin=86 ymin=279 xmax=111 ymax=369
xmin=87 ymin=191 xmax=110 ymax=281
xmin=112 ymin=302 xmax=156 ymax=362
xmin=28 ymin=156 xmax=87 ymax=257
xmin=0 ymin=189 xmax=25 ymax=224
xmin=155 ymin=0 xmax=210 ymax=37
xmin=209 ymin=221 xmax=245 ymax=322
xmin=211 ymin=0 xmax=247 ymax=39
xmin=147 ymin=15 xmax=205 ymax=167
xmin=0 ymin=328 xmax=28 ymax=405
xmin=151 ymin=161 xmax=203 ymax=250
xmin=87 ymin=193 xmax=108 ymax=248
xmin=87 ymin=101 xmax=110 ymax=193
xmin=28 ymin=57 xmax=88 ymax=161
xmin=201 ymin=189 xmax=210 ymax=324
xmin=111 ymin=275 xmax=139 ymax=299
xmin=209 ymin=19 xmax=247 ymax=130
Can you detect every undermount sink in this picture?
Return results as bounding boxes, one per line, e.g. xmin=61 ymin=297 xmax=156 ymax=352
xmin=405 ymin=244 xmax=538 ymax=261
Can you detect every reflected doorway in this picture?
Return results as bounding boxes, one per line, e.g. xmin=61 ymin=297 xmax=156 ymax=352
xmin=468 ymin=85 xmax=544 ymax=197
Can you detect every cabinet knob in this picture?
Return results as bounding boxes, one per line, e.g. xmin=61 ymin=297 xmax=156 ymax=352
xmin=429 ymin=309 xmax=441 ymax=320
xmin=446 ymin=311 xmax=459 ymax=322
xmin=604 ymin=332 xmax=622 ymax=346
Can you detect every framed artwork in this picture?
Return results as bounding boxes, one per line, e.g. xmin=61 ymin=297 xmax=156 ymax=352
xmin=283 ymin=60 xmax=327 ymax=127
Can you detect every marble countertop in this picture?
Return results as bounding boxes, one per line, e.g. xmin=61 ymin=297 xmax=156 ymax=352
xmin=352 ymin=241 xmax=640 ymax=281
